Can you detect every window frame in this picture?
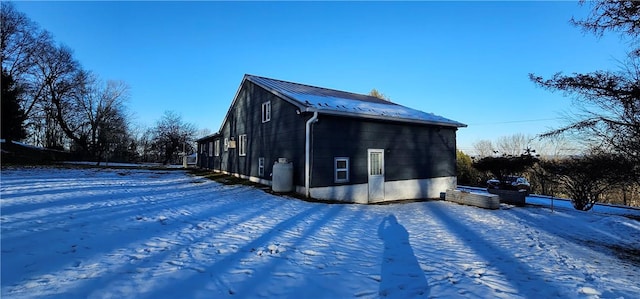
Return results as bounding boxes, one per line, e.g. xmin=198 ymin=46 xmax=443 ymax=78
xmin=258 ymin=157 xmax=265 ymax=177
xmin=224 ymin=137 xmax=229 ymax=152
xmin=262 ymin=101 xmax=271 ymax=123
xmin=334 ymin=157 xmax=350 ymax=183
xmin=214 ymin=139 xmax=220 ymax=157
xmin=369 ymin=151 xmax=383 ymax=176
xmin=208 ymin=141 xmax=213 ymax=156
xmin=238 ymin=134 xmax=247 ymax=156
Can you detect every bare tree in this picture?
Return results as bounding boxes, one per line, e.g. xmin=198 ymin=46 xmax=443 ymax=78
xmin=131 ymin=125 xmax=156 ymax=163
xmin=531 ymin=134 xmax=576 ymax=159
xmin=152 ymin=111 xmax=197 ymax=165
xmin=2 ymin=3 xmax=135 ymax=162
xmin=32 ymin=41 xmax=90 ymax=149
xmin=196 ymin=128 xmax=212 ymax=139
xmin=543 ymin=152 xmax=625 ymax=211
xmin=76 ymin=77 xmax=131 ymax=162
xmin=1 ymin=2 xmax=42 ymax=78
xmin=1 ymin=2 xmax=55 ymax=123
xmin=571 ymin=0 xmax=640 ymax=41
xmin=472 ymin=139 xmax=495 ymax=158
xmin=369 ymin=88 xmax=391 ymax=101
xmin=495 ymin=133 xmax=531 ymax=157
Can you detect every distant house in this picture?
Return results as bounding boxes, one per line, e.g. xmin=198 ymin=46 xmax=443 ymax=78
xmin=197 ymin=74 xmax=466 ymax=203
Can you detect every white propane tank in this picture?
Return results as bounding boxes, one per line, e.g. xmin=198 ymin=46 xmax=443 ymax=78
xmin=272 ymin=158 xmax=293 ymax=192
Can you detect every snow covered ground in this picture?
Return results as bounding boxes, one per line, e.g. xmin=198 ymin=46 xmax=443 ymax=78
xmin=1 ymin=167 xmax=639 ymax=299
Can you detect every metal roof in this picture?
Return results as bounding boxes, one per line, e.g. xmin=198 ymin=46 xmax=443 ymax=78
xmin=196 ymin=132 xmax=220 ymax=142
xmin=245 ymin=74 xmax=467 ymax=128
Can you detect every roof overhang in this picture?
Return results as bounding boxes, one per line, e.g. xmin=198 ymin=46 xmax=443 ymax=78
xmin=301 ymin=107 xmax=467 ymax=128
xmin=246 ymin=74 xmax=467 ymax=128
xmin=196 ymin=132 xmax=220 ymax=142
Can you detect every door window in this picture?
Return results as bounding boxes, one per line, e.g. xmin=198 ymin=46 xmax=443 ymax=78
xmin=370 ymin=152 xmax=383 ymax=175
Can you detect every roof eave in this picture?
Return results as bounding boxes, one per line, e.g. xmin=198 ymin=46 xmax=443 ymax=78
xmin=217 ymin=75 xmax=308 ymax=135
xmin=196 ymin=132 xmax=221 ymax=142
xmin=216 ymin=76 xmax=249 ymax=134
xmin=303 ymin=107 xmax=467 ymax=128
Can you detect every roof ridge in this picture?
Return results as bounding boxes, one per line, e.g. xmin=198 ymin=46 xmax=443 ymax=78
xmin=245 ymin=74 xmax=395 ymax=104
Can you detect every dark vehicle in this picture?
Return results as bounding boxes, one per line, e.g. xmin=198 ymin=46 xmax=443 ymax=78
xmin=487 ymin=176 xmax=531 ymax=194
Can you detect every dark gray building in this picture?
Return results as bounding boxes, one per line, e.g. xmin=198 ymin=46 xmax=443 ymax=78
xmin=197 ymin=74 xmax=466 ymax=203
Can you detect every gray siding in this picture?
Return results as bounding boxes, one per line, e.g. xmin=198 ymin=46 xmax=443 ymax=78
xmin=310 ymin=115 xmax=457 ymax=188
xmin=197 ymin=135 xmax=218 ymax=169
xmin=219 ymin=80 xmax=308 ymax=185
xmin=205 ymin=78 xmax=459 ymax=194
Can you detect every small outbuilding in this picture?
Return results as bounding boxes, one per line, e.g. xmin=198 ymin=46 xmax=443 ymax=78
xmin=197 ymin=74 xmax=466 ymax=203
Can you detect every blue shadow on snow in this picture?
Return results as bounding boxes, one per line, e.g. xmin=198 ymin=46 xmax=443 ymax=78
xmin=377 ymin=214 xmax=430 ymax=298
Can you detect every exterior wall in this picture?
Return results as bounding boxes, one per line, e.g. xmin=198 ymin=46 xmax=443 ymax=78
xmin=381 ymin=176 xmax=457 ymax=201
xmin=206 ymin=79 xmax=460 ymax=203
xmin=196 ymin=135 xmax=218 ymax=169
xmin=310 ymin=115 xmax=458 ymax=188
xmin=215 ymin=169 xmax=273 ymax=186
xmin=307 ymin=176 xmax=457 ymax=204
xmin=218 ymin=80 xmax=308 ymax=185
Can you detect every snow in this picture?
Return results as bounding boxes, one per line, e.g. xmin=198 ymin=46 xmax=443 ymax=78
xmin=0 ymin=139 xmax=49 ymax=151
xmin=247 ymin=75 xmax=466 ymax=127
xmin=284 ymin=92 xmax=463 ymax=126
xmin=2 ymin=167 xmax=639 ymax=298
xmin=62 ymin=161 xmax=187 ymax=168
xmin=528 ymin=195 xmax=640 ymax=217
xmin=458 ymin=185 xmax=640 ymax=218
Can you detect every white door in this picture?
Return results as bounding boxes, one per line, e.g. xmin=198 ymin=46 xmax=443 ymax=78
xmin=368 ymin=149 xmax=385 ymax=202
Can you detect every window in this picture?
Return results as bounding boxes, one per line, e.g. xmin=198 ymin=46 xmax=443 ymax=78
xmin=224 ymin=138 xmax=229 ymax=152
xmin=214 ymin=139 xmax=220 ymax=157
xmin=239 ymin=134 xmax=247 ymax=156
xmin=262 ymin=101 xmax=271 ymax=123
xmin=258 ymin=157 xmax=265 ymax=177
xmin=335 ymin=157 xmax=349 ymax=183
xmin=208 ymin=142 xmax=213 ymax=156
xmin=370 ymin=152 xmax=383 ymax=175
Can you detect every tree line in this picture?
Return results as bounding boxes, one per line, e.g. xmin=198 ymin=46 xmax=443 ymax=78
xmin=531 ymin=0 xmax=639 ymax=186
xmin=1 ymin=2 xmax=198 ymax=165
xmin=3 ymin=0 xmax=638 ymax=197
xmin=458 ymin=1 xmax=640 ymax=211
xmin=457 ymin=135 xmax=638 ymax=211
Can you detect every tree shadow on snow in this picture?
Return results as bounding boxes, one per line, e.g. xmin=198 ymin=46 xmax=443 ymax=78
xmin=509 ymin=207 xmax=640 ymax=267
xmin=427 ymin=203 xmax=564 ymax=297
xmin=377 ymin=214 xmax=429 ymax=298
xmin=0 ymin=174 xmax=274 ymax=294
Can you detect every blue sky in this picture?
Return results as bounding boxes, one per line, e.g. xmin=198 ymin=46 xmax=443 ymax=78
xmin=13 ymin=1 xmax=628 ymax=153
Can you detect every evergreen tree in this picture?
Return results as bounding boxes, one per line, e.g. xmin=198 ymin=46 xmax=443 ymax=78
xmin=456 ymin=150 xmax=483 ymax=186
xmin=530 ymin=0 xmax=640 ymax=183
xmin=1 ymin=70 xmax=27 ymax=142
